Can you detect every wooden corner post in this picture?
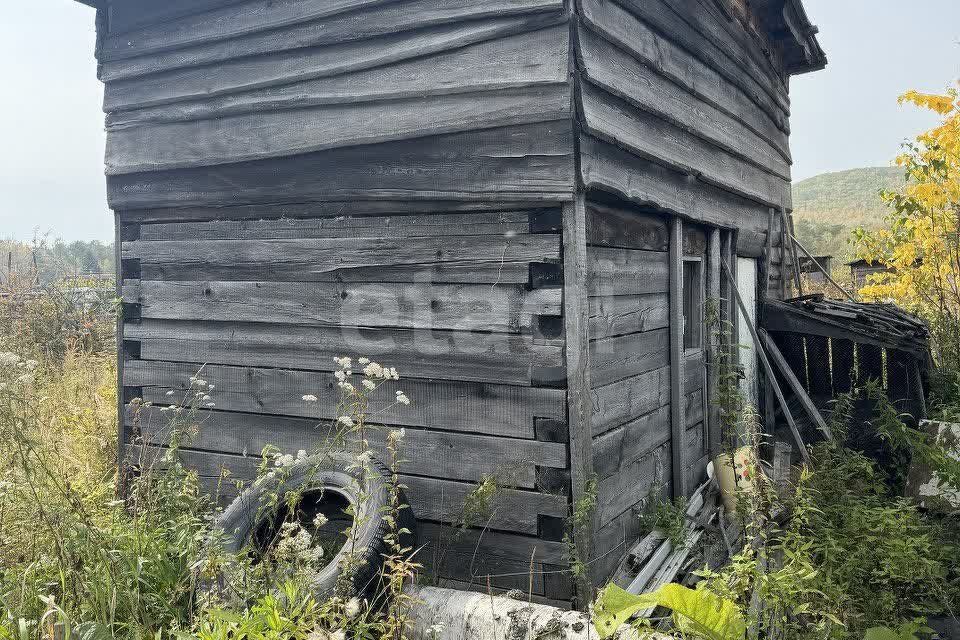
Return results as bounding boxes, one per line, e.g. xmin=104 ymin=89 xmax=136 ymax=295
xmin=669 ymin=217 xmax=687 ymax=499
xmin=562 ymin=196 xmax=593 ymax=605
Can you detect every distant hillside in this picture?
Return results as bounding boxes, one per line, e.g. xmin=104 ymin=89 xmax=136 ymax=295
xmin=792 ymin=167 xmax=906 ymax=262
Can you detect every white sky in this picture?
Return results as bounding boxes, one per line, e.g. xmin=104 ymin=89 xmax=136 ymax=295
xmin=1 ymin=0 xmax=958 ymax=242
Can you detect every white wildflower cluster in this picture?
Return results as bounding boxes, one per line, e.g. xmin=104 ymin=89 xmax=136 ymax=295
xmin=361 ymin=360 xmax=399 ymax=381
xmin=273 ymin=521 xmax=323 ymax=565
xmin=190 ymin=373 xmax=216 ymax=408
xmin=273 ymin=449 xmax=309 ymax=468
xmin=308 ymin=628 xmax=345 ymax=640
xmin=0 ymin=352 xmax=40 ymax=390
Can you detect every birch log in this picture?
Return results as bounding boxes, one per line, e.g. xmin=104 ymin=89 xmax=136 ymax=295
xmin=404 ymin=586 xmax=666 ymax=640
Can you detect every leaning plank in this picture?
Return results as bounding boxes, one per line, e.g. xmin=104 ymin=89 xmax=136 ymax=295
xmin=106 ymin=85 xmax=569 ymax=174
xmin=126 ymin=319 xmax=563 ymax=386
xmin=124 ymin=360 xmax=566 ymax=438
xmin=107 ymin=26 xmax=567 ymax=123
xmin=576 ymin=28 xmax=791 ymax=174
xmin=102 ymin=0 xmax=396 ymax=60
xmin=123 ymin=280 xmax=560 ymax=333
xmin=106 ymin=122 xmax=575 ymax=209
xmin=101 ymin=0 xmax=564 ymax=81
xmin=578 ymin=136 xmax=770 ymax=257
xmin=759 ymin=329 xmax=835 ymax=441
xmin=588 ymin=247 xmax=670 ymax=296
xmin=578 ymin=0 xmax=788 ymax=151
xmin=579 ymin=83 xmax=788 ymax=209
xmin=590 ymin=328 xmax=670 ymax=387
xmin=591 ymin=366 xmax=671 ymax=434
xmin=128 ymin=405 xmax=567 ymax=489
xmin=123 ymin=233 xmax=561 ymax=272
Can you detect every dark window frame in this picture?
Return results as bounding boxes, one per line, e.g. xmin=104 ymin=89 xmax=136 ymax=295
xmin=682 ymin=257 xmax=704 ymax=352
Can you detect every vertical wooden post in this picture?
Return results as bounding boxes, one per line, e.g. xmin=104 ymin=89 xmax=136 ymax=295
xmin=562 ymin=196 xmax=592 ymax=602
xmin=114 ymin=211 xmax=125 ymax=488
xmin=763 ymin=208 xmax=775 ymax=300
xmin=706 ymin=228 xmax=722 ymax=459
xmin=669 ymin=217 xmax=687 ymax=498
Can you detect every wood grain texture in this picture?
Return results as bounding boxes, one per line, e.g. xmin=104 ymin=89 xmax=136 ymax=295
xmin=590 ymin=328 xmax=669 ymax=387
xmin=591 ymin=365 xmax=671 ymax=434
xmin=107 ymin=0 xmax=245 ymax=34
xmin=596 ymin=442 xmax=670 ymax=525
xmin=668 ymin=218 xmax=687 ymax=499
xmin=107 ymin=25 xmax=567 ymax=120
xmin=126 ymin=319 xmax=564 ymax=386
xmin=586 ymin=202 xmax=669 ymax=251
xmin=576 ymin=27 xmax=791 ymax=179
xmin=128 ymin=405 xmax=567 ymax=489
xmin=578 ymin=0 xmax=788 ymax=151
xmin=102 ymin=0 xmax=396 ymax=60
xmin=107 ymin=85 xmax=570 ymax=174
xmin=578 ymin=135 xmax=771 ymax=257
xmin=107 ymin=122 xmax=575 ymax=209
xmin=592 ymin=405 xmax=671 ymax=479
xmin=123 ymin=360 xmax=566 ymax=438
xmin=578 ymin=83 xmax=788 ymax=209
xmin=128 ymin=444 xmax=566 ymax=534
xmin=587 ymin=247 xmax=670 ymax=296
xmin=589 ymin=293 xmax=669 ymax=340
xmin=123 ymin=279 xmax=560 ymax=333
xmin=101 ymin=0 xmax=564 ymax=80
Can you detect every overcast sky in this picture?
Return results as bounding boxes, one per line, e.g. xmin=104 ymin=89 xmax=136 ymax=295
xmin=1 ymin=1 xmax=959 ymax=242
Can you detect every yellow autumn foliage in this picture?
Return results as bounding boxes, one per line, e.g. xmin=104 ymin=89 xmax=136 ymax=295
xmin=854 ymin=84 xmax=960 ymax=364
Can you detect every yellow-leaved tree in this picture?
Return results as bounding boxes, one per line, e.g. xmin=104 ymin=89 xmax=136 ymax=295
xmin=854 ymin=85 xmax=960 ymax=367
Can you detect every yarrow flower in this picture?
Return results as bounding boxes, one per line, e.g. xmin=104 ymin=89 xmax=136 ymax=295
xmin=396 ymin=391 xmax=410 ymax=405
xmin=361 ymin=379 xmax=376 ymax=391
xmin=337 ymin=416 xmax=355 ymax=428
xmin=302 ymin=394 xmax=318 ymax=402
xmin=344 ymin=597 xmax=362 ymax=619
xmin=333 ymin=356 xmax=352 ymax=369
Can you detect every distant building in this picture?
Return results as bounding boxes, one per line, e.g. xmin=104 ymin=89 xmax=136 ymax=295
xmin=848 ymin=259 xmax=893 ymax=289
xmin=798 ymin=255 xmax=833 ymax=284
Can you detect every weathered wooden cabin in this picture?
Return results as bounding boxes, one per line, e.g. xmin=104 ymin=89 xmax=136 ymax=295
xmin=73 ymin=0 xmax=825 ymax=606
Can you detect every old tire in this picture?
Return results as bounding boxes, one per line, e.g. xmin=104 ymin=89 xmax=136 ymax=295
xmin=215 ymin=450 xmax=414 ymax=597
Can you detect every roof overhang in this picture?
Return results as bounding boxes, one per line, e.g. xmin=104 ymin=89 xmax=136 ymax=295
xmin=753 ymin=0 xmax=828 ymax=75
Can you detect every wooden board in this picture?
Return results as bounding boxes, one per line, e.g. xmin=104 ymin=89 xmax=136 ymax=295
xmin=122 ymin=279 xmax=561 ymax=334
xmin=590 ymin=328 xmax=670 ymax=387
xmin=586 ymin=202 xmax=669 ymax=251
xmin=101 ymin=0 xmax=564 ymax=80
xmin=125 ymin=320 xmax=563 ymax=386
xmin=107 ymin=122 xmax=575 ymax=209
xmin=592 ymin=405 xmax=671 ymax=479
xmin=596 ymin=443 xmax=670 ymax=525
xmin=578 ymin=83 xmax=789 ymax=209
xmin=591 ymin=365 xmax=671 ymax=434
xmin=589 ymin=293 xmax=669 ymax=340
xmin=107 ymin=25 xmax=567 ymax=119
xmin=123 ymin=360 xmax=566 ymax=438
xmin=107 ymin=85 xmax=570 ymax=174
xmin=127 ymin=405 xmax=567 ymax=489
xmin=587 ymin=247 xmax=670 ymax=296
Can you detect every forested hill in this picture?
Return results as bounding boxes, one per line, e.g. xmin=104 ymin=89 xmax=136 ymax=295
xmin=792 ymin=166 xmax=906 ymax=262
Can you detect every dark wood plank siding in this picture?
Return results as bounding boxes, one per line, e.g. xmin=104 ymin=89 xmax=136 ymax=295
xmin=104 ymin=0 xmax=577 ymax=602
xmin=574 ymin=0 xmax=793 ymax=299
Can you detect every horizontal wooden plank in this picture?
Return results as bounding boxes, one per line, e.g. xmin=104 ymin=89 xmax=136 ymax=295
xmin=578 ymin=135 xmax=770 ymax=257
xmin=123 ymin=279 xmax=561 ymax=334
xmin=124 ymin=360 xmax=566 ymax=438
xmin=586 ymin=202 xmax=669 ymax=251
xmin=592 ymin=405 xmax=671 ymax=479
xmin=590 ymin=328 xmax=669 ymax=387
xmin=579 ymin=83 xmax=788 ymax=208
xmin=130 ymin=444 xmax=566 ymax=534
xmin=102 ymin=0 xmax=395 ymax=60
xmin=596 ymin=442 xmax=670 ymax=525
xmin=588 ymin=247 xmax=670 ymax=296
xmin=125 ymin=319 xmax=564 ymax=386
xmin=591 ymin=365 xmax=670 ymax=434
xmin=107 ymin=0 xmax=245 ymax=34
xmin=577 ymin=27 xmax=791 ymax=174
xmin=579 ymin=0 xmax=788 ymax=153
xmin=107 ymin=85 xmax=570 ymax=174
xmin=124 ymin=233 xmax=560 ymax=274
xmin=138 ymin=210 xmax=536 ymax=240
xmin=588 ymin=293 xmax=669 ymax=340
xmin=616 ymin=0 xmax=789 ymax=118
xmin=120 ymin=201 xmax=552 ymax=224
xmin=685 ymin=388 xmax=705 ymax=427
xmin=107 ymin=25 xmax=567 ymax=119
xmin=101 ymin=0 xmax=563 ymax=81
xmin=106 ymin=122 xmax=575 ymax=209
xmin=128 ymin=405 xmax=567 ymax=489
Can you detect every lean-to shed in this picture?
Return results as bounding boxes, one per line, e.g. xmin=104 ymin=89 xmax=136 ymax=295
xmin=73 ymin=0 xmax=825 ymax=606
